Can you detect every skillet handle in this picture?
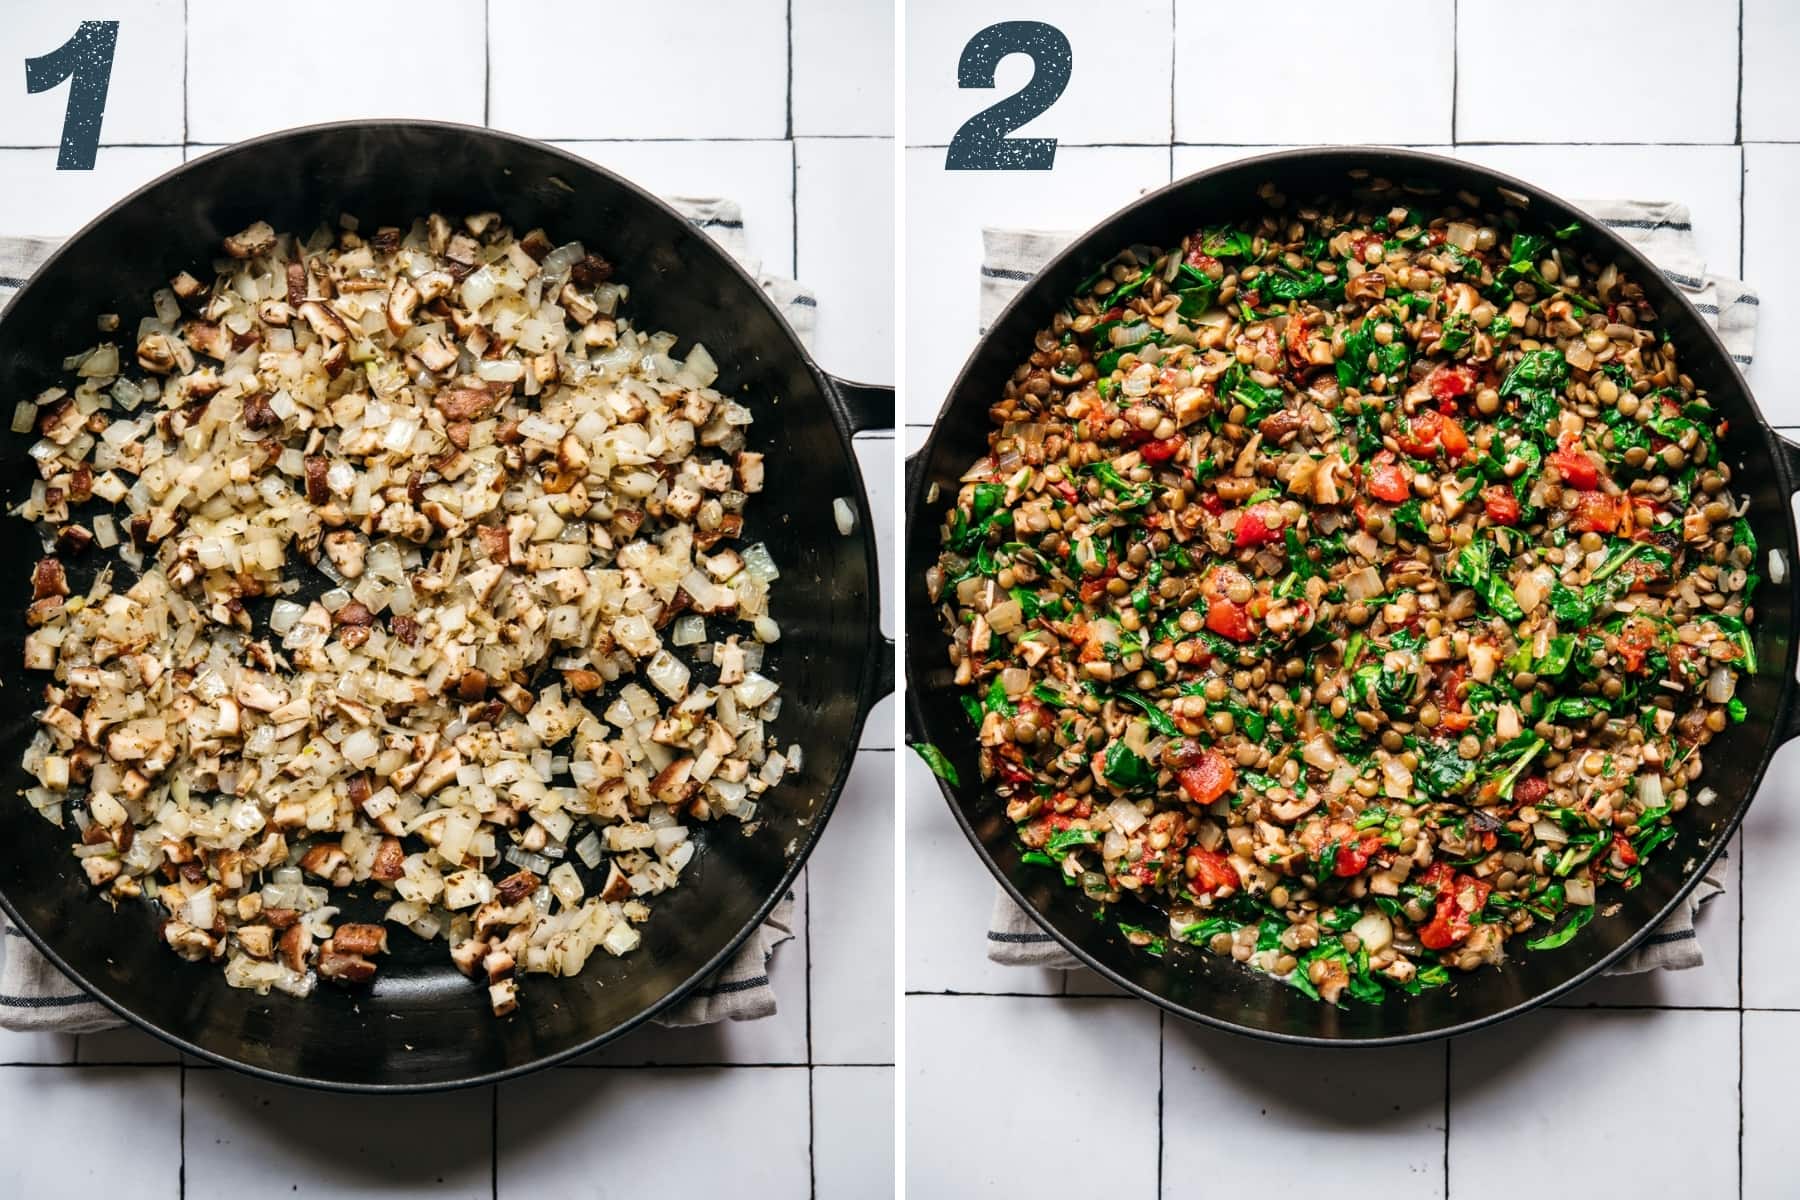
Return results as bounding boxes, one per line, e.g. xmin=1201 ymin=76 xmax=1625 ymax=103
xmin=827 ymin=376 xmax=895 ymax=702
xmin=1775 ymin=434 xmax=1800 ymax=744
xmin=830 ymin=377 xmax=895 ymax=434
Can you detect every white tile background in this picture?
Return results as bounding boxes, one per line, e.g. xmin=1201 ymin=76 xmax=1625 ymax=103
xmin=905 ymin=2 xmax=1799 ymax=1197
xmin=0 ymin=2 xmax=894 ymax=1196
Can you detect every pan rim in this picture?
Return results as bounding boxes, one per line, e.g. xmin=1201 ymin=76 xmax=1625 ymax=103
xmin=0 ymin=116 xmax=884 ymax=1092
xmin=904 ymin=143 xmax=1789 ymax=1047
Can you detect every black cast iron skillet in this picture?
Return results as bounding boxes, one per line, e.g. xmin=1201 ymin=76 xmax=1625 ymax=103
xmin=0 ymin=120 xmax=892 ymax=1089
xmin=906 ymin=146 xmax=1793 ymax=1045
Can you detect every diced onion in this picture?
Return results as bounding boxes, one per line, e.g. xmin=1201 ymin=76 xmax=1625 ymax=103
xmin=1106 ymin=799 xmax=1146 ymax=834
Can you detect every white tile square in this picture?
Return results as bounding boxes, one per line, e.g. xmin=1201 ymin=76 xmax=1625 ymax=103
xmin=0 ymin=1026 xmax=75 ymax=1065
xmin=184 ymin=1072 xmax=492 ymax=1198
xmin=905 ymin=1 xmax=1172 ymax=147
xmin=0 ymin=145 xmax=182 ymax=237
xmin=1174 ymin=144 xmax=1457 ymax=180
xmin=574 ymin=880 xmax=809 ymax=1066
xmin=0 ymin=1066 xmax=180 ymax=1196
xmin=1743 ymin=144 xmax=1800 ymax=426
xmin=904 ymin=750 xmax=1062 ymax=997
xmin=814 ymin=1065 xmax=895 ymax=1199
xmin=497 ymin=1066 xmax=810 ymax=1197
xmin=1452 ymin=143 xmax=1744 ymax=282
xmin=1162 ymin=1022 xmax=1445 ymax=1196
xmin=1740 ymin=734 xmax=1800 ymax=1007
xmin=1457 ymin=0 xmax=1737 ymax=143
xmin=810 ymin=752 xmax=895 ymax=1063
xmin=904 ymin=144 xmax=1171 ymax=418
xmin=1744 ymin=0 xmax=1800 ymax=141
xmin=1449 ymin=1009 xmax=1737 ymax=1198
xmin=1745 ymin=1010 xmax=1800 ymax=1200
xmin=77 ymin=1024 xmax=180 ymax=1064
xmin=1 ymin=3 xmax=183 ymax=147
xmin=865 ymin=692 xmax=897 ymax=754
xmin=489 ymin=0 xmax=788 ymax=140
xmin=1176 ymin=1 xmax=1451 ymax=145
xmin=907 ymin=994 xmax=1160 ymax=1197
xmin=797 ymin=137 xmax=897 ymax=383
xmin=549 ymin=140 xmax=796 ymax=281
xmin=1551 ymin=832 xmax=1740 ymax=1009
xmin=794 ymin=0 xmax=895 ymax=137
xmin=185 ymin=0 xmax=485 ymax=142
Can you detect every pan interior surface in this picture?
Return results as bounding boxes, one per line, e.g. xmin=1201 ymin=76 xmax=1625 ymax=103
xmin=0 ymin=121 xmax=880 ymax=1088
xmin=903 ymin=146 xmax=1792 ymax=1044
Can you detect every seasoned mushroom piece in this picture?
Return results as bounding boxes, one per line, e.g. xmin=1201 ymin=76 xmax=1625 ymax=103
xmin=222 ymin=221 xmax=277 ymax=259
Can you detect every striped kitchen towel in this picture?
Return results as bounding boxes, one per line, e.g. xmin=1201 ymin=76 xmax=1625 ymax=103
xmin=0 ymin=197 xmax=809 ymax=1032
xmin=983 ymin=197 xmax=1753 ymax=976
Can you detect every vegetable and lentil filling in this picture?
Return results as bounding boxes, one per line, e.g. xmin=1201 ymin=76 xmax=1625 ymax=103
xmin=924 ymin=178 xmax=1756 ymax=1003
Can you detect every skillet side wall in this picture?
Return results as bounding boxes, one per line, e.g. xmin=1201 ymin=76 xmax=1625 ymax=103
xmin=904 ymin=148 xmax=1793 ymax=1042
xmin=0 ymin=123 xmax=877 ymax=1087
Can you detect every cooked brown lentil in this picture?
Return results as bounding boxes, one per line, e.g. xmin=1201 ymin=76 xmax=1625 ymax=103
xmin=924 ymin=182 xmax=1757 ymax=1004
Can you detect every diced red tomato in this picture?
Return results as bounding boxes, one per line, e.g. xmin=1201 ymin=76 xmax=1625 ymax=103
xmin=1184 ymin=247 xmax=1220 ymax=272
xmin=1206 ymin=599 xmax=1254 ymax=642
xmin=1510 ymin=774 xmax=1550 ymax=809
xmin=1611 ymin=615 xmax=1658 ymax=675
xmin=1426 ymin=363 xmax=1475 ymax=406
xmin=1481 ymin=485 xmax=1521 ymax=525
xmin=1140 ymin=435 xmax=1185 ymax=463
xmin=1549 ymin=443 xmax=1599 ymax=490
xmin=1199 ymin=491 xmax=1226 ymax=515
xmin=1571 ymin=491 xmax=1623 ymax=533
xmin=1079 ymin=578 xmax=1108 ymax=605
xmin=1185 ymin=846 xmax=1239 ymax=896
xmin=1333 ymin=835 xmax=1384 ymax=877
xmin=1434 ymin=665 xmax=1473 ymax=732
xmin=1417 ymin=908 xmax=1463 ymax=950
xmin=995 ymin=744 xmax=1034 ymax=787
xmin=1417 ymin=867 xmax=1492 ymax=950
xmin=1285 ymin=313 xmax=1314 ymax=370
xmin=1438 ymin=418 xmax=1470 ymax=460
xmin=1398 ymin=409 xmax=1470 ymax=461
xmin=1367 ymin=451 xmax=1412 ymax=502
xmin=1418 ymin=862 xmax=1457 ymax=893
xmin=1233 ymin=502 xmax=1282 ymax=548
xmin=1178 ymin=752 xmax=1236 ymax=806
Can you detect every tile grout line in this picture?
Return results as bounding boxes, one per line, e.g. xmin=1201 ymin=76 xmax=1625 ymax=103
xmin=178 ymin=1059 xmax=187 ymax=1199
xmin=1736 ymin=0 xmax=1745 ymax=145
xmin=1450 ymin=0 xmax=1459 ymax=146
xmin=1166 ymin=0 xmax=1176 ymax=181
xmin=181 ymin=0 xmax=189 ymax=145
xmin=1735 ymin=2 xmax=1745 ymax=1177
xmin=899 ymin=139 xmax=1773 ymax=150
xmin=1154 ymin=1009 xmax=1166 ymax=1200
xmin=1441 ymin=1039 xmax=1451 ymax=1199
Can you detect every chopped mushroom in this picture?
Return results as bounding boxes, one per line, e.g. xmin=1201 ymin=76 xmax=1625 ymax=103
xmin=222 ymin=221 xmax=277 ymax=259
xmin=12 ymin=212 xmax=785 ymax=1017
